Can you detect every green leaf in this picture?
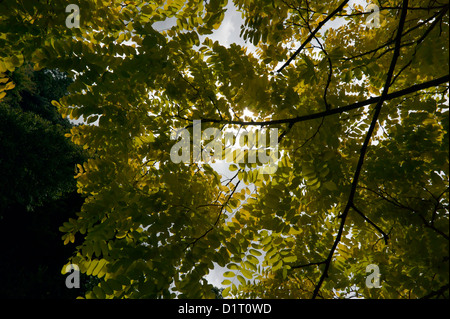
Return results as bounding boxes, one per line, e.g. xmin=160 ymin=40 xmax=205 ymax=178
xmin=246 ymin=254 xmax=259 ymax=265
xmin=223 ymin=271 xmax=235 ymax=278
xmin=222 ymin=287 xmax=231 ymax=298
xmin=249 ymin=248 xmax=262 ymax=256
xmin=92 ymin=259 xmax=107 ymax=277
xmin=93 ymin=286 xmax=105 ymax=299
xmin=283 ymin=255 xmax=297 ymax=263
xmin=261 ymin=236 xmax=272 ymax=246
xmin=227 ymin=263 xmax=239 ymax=270
xmin=106 ymin=279 xmax=122 ymax=291
xmin=236 ymin=274 xmax=246 ymax=286
xmin=323 ymin=181 xmax=338 ymax=191
xmin=86 ymin=259 xmax=99 ymax=276
xmin=221 ymin=279 xmax=232 ymax=286
xmin=100 ymin=281 xmax=114 ymax=295
xmin=240 ymin=268 xmax=253 ymax=280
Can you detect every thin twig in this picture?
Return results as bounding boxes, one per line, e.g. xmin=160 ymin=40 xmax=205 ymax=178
xmin=277 ymin=0 xmax=350 ymax=72
xmin=351 ymin=204 xmax=389 ymax=245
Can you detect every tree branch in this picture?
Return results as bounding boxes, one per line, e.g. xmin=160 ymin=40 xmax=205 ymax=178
xmin=184 ymin=179 xmax=241 ymax=250
xmin=420 ymin=283 xmax=449 ymax=299
xmin=351 ymin=204 xmax=389 ymax=245
xmin=291 ymin=260 xmax=326 ymax=269
xmin=175 ymin=75 xmax=449 ymax=127
xmin=277 ymin=0 xmax=349 ymax=72
xmin=418 ymin=214 xmax=449 ymax=241
xmin=312 ymin=0 xmax=410 ymax=299
xmin=390 ymin=5 xmax=449 ymax=86
xmin=296 ymin=4 xmax=333 ymax=111
xmin=342 ymin=7 xmax=447 ymax=62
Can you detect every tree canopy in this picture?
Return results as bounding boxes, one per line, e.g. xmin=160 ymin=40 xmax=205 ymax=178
xmin=0 ymin=0 xmax=448 ymax=299
xmin=0 ymin=65 xmax=84 ymax=210
xmin=0 ymin=65 xmax=87 ymax=298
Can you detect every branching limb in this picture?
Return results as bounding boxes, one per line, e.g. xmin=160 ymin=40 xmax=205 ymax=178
xmin=278 ymin=122 xmax=294 ymax=143
xmin=418 ymin=214 xmax=449 ymax=241
xmin=296 ymin=4 xmax=333 ymax=111
xmin=184 ymin=179 xmax=241 ymax=250
xmin=342 ymin=7 xmax=447 ymax=62
xmin=277 ymin=0 xmax=350 ymax=72
xmin=312 ymin=0 xmax=409 ymax=299
xmin=420 ymin=283 xmax=449 ymax=299
xmin=175 ymin=75 xmax=449 ymax=127
xmin=390 ymin=5 xmax=449 ymax=86
xmin=351 ymin=204 xmax=389 ymax=245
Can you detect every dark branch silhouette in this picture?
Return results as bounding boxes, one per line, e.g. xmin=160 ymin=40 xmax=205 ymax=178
xmin=277 ymin=0 xmax=350 ymax=72
xmin=312 ymin=0 xmax=410 ymax=299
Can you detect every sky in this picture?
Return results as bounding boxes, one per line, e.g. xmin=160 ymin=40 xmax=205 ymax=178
xmin=153 ymin=1 xmax=257 ymax=49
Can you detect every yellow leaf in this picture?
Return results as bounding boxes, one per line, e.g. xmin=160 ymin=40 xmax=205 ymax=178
xmin=51 ymin=100 xmax=61 ymax=108
xmin=4 ymin=81 xmax=15 ymax=90
xmin=223 ymin=271 xmax=235 ymax=277
xmin=92 ymin=259 xmax=107 ymax=276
